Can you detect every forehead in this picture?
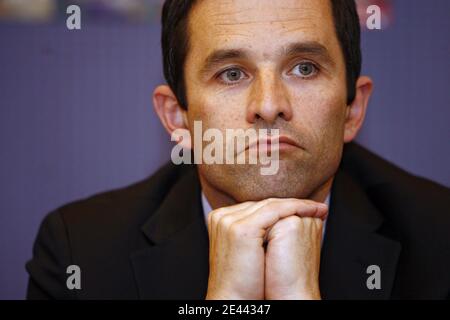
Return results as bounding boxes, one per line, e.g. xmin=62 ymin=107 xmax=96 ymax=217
xmin=188 ymin=0 xmax=339 ymax=60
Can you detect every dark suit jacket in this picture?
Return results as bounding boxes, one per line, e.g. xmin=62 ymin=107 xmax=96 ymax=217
xmin=26 ymin=143 xmax=450 ymax=299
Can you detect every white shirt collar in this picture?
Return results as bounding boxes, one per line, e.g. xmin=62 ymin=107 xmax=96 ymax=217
xmin=201 ymin=192 xmax=213 ymax=219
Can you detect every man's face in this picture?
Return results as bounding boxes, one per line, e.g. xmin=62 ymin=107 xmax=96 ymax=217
xmin=184 ymin=0 xmax=349 ymax=202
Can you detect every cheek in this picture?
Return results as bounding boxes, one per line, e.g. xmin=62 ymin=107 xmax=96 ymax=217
xmin=187 ymin=88 xmax=247 ymax=131
xmin=290 ymin=84 xmax=347 ymax=143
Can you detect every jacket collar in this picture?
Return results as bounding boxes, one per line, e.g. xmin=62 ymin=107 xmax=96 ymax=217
xmin=319 ymin=168 xmax=402 ymax=299
xmin=130 ymin=165 xmax=209 ymax=299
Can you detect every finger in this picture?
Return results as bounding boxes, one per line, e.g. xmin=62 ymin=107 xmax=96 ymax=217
xmin=208 ymin=198 xmax=326 ymax=232
xmin=248 ymin=198 xmax=328 ymax=220
xmin=208 ymin=201 xmax=256 ymax=249
xmin=236 ymin=199 xmax=328 ymax=234
xmin=207 ymin=201 xmax=255 ymax=234
xmin=211 ymin=199 xmax=298 ymax=238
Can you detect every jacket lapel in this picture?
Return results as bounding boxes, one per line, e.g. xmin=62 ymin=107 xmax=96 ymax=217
xmin=130 ymin=166 xmax=209 ymax=299
xmin=319 ymin=169 xmax=402 ymax=299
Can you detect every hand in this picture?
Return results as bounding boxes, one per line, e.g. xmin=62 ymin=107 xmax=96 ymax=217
xmin=265 ymin=215 xmax=325 ymax=300
xmin=205 ymin=198 xmax=327 ymax=300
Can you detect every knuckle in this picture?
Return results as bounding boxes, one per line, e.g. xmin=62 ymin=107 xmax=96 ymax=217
xmin=229 ymin=221 xmax=247 ymax=239
xmin=284 ymin=216 xmax=303 ymax=231
xmin=302 ymin=216 xmax=314 ymax=225
xmin=272 ymin=216 xmax=300 ymax=233
xmin=210 ymin=208 xmax=226 ymax=223
xmin=314 ymin=218 xmax=324 ymax=228
xmin=218 ymin=214 xmax=234 ymax=229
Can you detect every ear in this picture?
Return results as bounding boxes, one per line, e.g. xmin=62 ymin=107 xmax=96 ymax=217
xmin=343 ymin=76 xmax=373 ymax=143
xmin=153 ymin=85 xmax=191 ymax=149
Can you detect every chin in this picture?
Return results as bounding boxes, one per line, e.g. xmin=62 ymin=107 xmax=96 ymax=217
xmin=202 ymin=157 xmax=330 ymax=203
xmin=227 ymin=166 xmax=313 ymax=202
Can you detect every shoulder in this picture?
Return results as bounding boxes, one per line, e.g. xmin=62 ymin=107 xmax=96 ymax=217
xmin=33 ymin=162 xmax=194 ymax=262
xmin=342 ymin=142 xmax=450 ymax=242
xmin=27 ymin=162 xmax=194 ymax=298
xmin=55 ymin=162 xmax=187 ymax=230
xmin=341 ymin=142 xmax=450 ymax=203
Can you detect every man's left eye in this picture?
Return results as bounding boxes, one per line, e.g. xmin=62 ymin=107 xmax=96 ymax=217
xmin=291 ymin=62 xmax=317 ymax=78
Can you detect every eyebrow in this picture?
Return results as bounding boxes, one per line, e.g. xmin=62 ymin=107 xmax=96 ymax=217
xmin=200 ymin=49 xmax=250 ymax=76
xmin=199 ymin=41 xmax=334 ymax=76
xmin=283 ymin=41 xmax=334 ymax=65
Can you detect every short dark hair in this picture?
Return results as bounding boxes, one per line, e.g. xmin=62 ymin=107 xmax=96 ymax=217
xmin=161 ymin=0 xmax=361 ymax=108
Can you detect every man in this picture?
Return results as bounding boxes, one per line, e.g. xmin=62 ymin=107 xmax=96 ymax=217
xmin=27 ymin=0 xmax=450 ymax=299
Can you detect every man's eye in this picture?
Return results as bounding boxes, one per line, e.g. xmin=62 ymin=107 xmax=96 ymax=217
xmin=291 ymin=62 xmax=317 ymax=78
xmin=218 ymin=68 xmax=245 ymax=84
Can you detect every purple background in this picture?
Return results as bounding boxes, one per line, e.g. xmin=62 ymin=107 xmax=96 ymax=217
xmin=1 ymin=1 xmax=449 ymax=299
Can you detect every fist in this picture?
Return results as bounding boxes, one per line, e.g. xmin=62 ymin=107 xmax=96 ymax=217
xmin=265 ymin=215 xmax=324 ymax=299
xmin=205 ymin=198 xmax=327 ymax=300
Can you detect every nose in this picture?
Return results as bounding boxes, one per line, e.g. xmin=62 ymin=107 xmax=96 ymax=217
xmin=246 ymin=69 xmax=293 ymax=125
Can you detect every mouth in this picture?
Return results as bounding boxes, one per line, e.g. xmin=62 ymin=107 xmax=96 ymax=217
xmin=245 ymin=136 xmax=301 ymax=153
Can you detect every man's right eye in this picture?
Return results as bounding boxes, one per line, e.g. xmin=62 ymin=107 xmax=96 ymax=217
xmin=217 ymin=68 xmax=246 ymax=85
